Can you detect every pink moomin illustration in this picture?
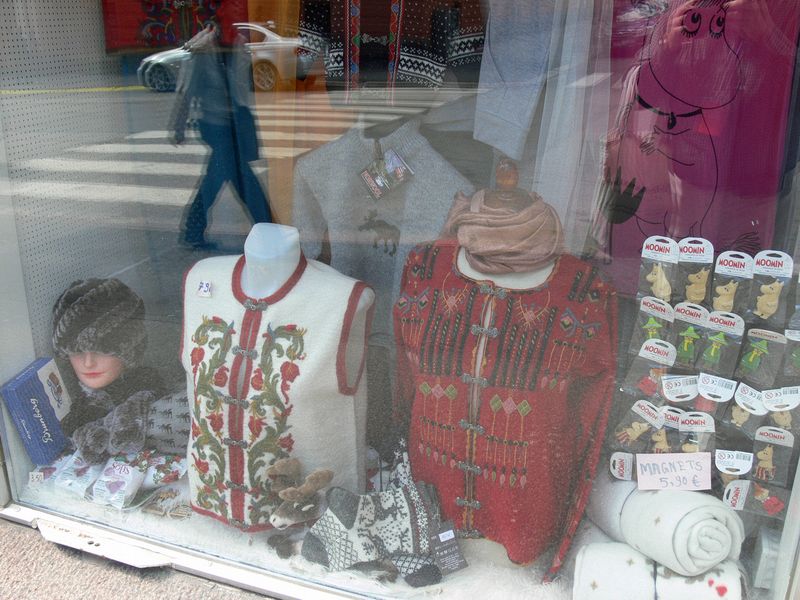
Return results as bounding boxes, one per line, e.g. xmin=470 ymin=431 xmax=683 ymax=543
xmin=592 ymin=0 xmax=743 ymax=283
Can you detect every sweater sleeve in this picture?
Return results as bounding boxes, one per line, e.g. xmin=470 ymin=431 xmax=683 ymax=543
xmin=547 ymin=279 xmax=618 ymax=580
xmin=291 ymin=161 xmax=326 ymax=260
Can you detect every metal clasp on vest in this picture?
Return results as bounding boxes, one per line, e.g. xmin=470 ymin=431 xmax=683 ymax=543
xmin=479 ymin=284 xmax=507 ymax=299
xmin=458 ymin=419 xmax=486 ymax=435
xmin=461 ymin=373 xmax=489 ymax=387
xmin=243 ymin=299 xmax=269 ymax=311
xmin=457 ymin=528 xmax=483 ymax=539
xmin=232 ymin=346 xmax=258 ymax=360
xmin=222 ymin=395 xmax=250 ymax=409
xmin=222 ymin=437 xmax=248 ymax=448
xmin=455 ymin=497 xmax=481 ymax=510
xmin=470 ymin=324 xmax=498 ymax=338
xmin=225 ymin=480 xmax=249 ymax=492
xmin=457 ymin=461 xmax=482 ymax=475
xmin=228 ymin=518 xmax=247 ymax=529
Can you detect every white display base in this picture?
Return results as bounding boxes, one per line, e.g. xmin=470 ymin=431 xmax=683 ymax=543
xmin=9 ymin=483 xmax=572 ymax=600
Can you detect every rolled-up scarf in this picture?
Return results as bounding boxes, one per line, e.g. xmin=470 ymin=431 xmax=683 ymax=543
xmin=573 ymin=543 xmax=744 ymax=600
xmin=586 ymin=474 xmax=744 ymax=577
xmin=443 ymin=189 xmax=564 ymax=274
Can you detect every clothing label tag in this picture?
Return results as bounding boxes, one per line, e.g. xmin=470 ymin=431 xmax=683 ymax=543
xmin=610 ymin=452 xmax=635 ymax=480
xmin=715 ymin=450 xmax=754 ymax=475
xmin=698 ymin=373 xmax=736 ymax=402
xmin=360 ymin=147 xmax=414 ymax=200
xmin=196 ymin=281 xmax=212 ymax=298
xmin=635 ymin=452 xmax=711 ymax=491
xmin=661 ymin=376 xmax=698 ymax=403
xmin=430 ymin=521 xmax=468 ymax=574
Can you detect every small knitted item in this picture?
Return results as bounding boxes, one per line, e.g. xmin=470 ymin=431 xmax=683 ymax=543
xmin=71 ymin=390 xmax=152 ymax=464
xmin=145 ymin=391 xmax=192 ymax=455
xmin=52 ymin=278 xmax=147 ymax=368
xmin=302 ymin=451 xmax=438 ymax=572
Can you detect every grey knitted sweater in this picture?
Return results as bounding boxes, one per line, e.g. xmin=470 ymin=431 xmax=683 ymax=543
xmin=293 ymin=119 xmax=473 ymax=347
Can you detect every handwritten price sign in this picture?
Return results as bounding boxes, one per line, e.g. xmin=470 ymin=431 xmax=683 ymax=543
xmin=636 ymin=452 xmax=712 ymax=491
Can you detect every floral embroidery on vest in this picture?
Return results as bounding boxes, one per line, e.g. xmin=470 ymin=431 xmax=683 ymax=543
xmin=190 ymin=315 xmax=307 ymax=528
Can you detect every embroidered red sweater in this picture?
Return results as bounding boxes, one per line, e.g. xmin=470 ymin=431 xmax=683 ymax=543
xmin=393 ymin=240 xmax=618 ymax=568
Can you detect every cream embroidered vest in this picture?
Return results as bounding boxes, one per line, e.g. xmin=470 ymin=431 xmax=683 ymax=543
xmin=181 ymin=254 xmax=371 ymax=531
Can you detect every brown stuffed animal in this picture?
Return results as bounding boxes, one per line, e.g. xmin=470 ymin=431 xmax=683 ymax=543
xmin=269 ymin=467 xmax=334 ymax=530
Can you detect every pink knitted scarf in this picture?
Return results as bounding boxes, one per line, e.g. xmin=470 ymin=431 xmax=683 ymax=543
xmin=443 ymin=189 xmax=564 ymax=274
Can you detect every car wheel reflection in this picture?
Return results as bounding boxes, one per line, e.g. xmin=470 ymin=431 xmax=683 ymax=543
xmin=252 ymin=61 xmax=278 ymax=92
xmin=146 ymin=64 xmax=175 ymax=92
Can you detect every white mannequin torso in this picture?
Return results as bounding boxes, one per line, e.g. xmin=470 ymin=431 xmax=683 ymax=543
xmin=242 ymin=224 xmax=374 ymax=384
xmin=243 ymin=223 xmax=375 ymax=310
xmin=456 ymin=248 xmax=554 ymax=289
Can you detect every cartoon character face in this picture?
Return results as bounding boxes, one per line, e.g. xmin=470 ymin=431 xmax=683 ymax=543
xmin=627 ymin=421 xmax=650 ymax=441
xmin=688 ymin=267 xmax=710 ymax=284
xmin=646 ymin=0 xmax=741 ymax=109
xmin=731 ymin=404 xmax=750 ymax=427
xmin=771 ymin=410 xmax=792 ymax=429
xmin=757 ymin=444 xmax=774 ymax=462
xmin=651 ymin=428 xmax=668 ymax=443
xmin=760 ymin=280 xmax=784 ymax=296
xmin=713 ymin=279 xmax=739 ymax=311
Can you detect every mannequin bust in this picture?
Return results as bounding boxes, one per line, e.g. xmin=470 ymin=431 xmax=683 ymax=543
xmin=242 ymin=223 xmax=375 ymax=311
xmin=242 ymin=223 xmax=374 ymax=382
xmin=457 ymin=159 xmax=555 ymax=289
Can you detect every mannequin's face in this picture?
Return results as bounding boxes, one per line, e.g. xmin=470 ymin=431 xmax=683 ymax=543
xmin=69 ymin=352 xmax=124 ymax=390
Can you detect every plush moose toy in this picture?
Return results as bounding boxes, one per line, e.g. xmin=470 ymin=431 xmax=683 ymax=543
xmin=265 ymin=458 xmax=334 ymax=558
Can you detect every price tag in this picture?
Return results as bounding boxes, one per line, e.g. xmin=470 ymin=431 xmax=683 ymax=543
xmin=29 ymin=471 xmax=45 ymax=486
xmin=429 ymin=521 xmax=468 ymax=574
xmin=635 ymin=452 xmax=711 ymax=491
xmin=196 ymin=281 xmax=212 ymax=298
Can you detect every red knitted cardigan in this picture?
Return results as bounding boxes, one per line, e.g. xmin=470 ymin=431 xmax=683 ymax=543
xmin=393 ymin=239 xmax=618 ymax=571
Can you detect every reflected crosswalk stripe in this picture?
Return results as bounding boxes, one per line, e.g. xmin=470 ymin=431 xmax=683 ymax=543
xmin=15 ymin=89 xmax=470 ymax=206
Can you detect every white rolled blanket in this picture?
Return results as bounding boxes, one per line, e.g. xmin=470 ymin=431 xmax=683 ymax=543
xmin=587 ymin=473 xmax=744 ymax=576
xmin=573 ymin=543 xmax=744 ymax=600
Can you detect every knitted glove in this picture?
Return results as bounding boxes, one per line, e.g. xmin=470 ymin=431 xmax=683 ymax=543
xmin=302 ymin=450 xmax=439 ymax=573
xmin=71 ymin=391 xmax=152 ymax=464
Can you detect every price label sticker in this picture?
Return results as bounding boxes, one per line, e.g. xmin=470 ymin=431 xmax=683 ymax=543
xmin=196 ymin=281 xmax=212 ymax=298
xmin=635 ymin=452 xmax=711 ymax=491
xmin=29 ymin=471 xmax=45 ymax=486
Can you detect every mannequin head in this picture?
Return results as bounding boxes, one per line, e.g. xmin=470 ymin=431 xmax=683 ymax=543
xmin=68 ymin=352 xmax=125 ymax=390
xmin=52 ymin=278 xmax=147 ymax=390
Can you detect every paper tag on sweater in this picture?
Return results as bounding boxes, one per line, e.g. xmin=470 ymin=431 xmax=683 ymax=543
xmin=196 ymin=281 xmax=212 ymax=298
xmin=360 ymin=147 xmax=414 ymax=200
xmin=635 ymin=452 xmax=711 ymax=491
xmin=430 ymin=521 xmax=468 ymax=574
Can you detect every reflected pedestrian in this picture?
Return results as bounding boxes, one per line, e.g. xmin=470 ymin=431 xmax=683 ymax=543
xmin=170 ymin=24 xmax=271 ymax=249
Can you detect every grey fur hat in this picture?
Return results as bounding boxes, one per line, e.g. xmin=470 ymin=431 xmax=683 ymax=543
xmin=52 ymin=278 xmax=147 ymax=367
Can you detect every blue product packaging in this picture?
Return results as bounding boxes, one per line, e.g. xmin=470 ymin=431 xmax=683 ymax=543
xmin=1 ymin=357 xmax=71 ymax=464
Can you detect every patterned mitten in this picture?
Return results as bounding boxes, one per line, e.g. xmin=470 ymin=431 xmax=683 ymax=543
xmin=301 ymin=483 xmax=434 ymax=571
xmin=144 ymin=391 xmax=192 ymax=454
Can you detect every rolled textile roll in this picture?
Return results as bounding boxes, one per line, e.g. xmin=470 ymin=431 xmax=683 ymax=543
xmin=572 ymin=543 xmax=655 ymax=600
xmin=562 ymin=519 xmax=614 ymax=579
xmin=573 ymin=543 xmax=744 ymax=600
xmin=655 ymin=557 xmax=744 ymax=599
xmin=585 ymin=473 xmax=636 ymax=541
xmin=587 ymin=473 xmax=744 ymax=576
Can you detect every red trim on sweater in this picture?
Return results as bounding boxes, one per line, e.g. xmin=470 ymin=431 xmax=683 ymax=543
xmin=231 ymin=253 xmax=307 ymax=307
xmin=337 ymin=282 xmax=374 ymax=395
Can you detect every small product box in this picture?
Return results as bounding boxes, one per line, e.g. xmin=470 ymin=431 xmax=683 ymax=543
xmin=1 ymin=357 xmax=71 ymax=464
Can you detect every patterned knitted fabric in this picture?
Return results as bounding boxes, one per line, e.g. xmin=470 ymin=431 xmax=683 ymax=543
xmin=394 ymin=239 xmax=618 ymax=567
xmin=298 ymin=0 xmax=484 ymax=92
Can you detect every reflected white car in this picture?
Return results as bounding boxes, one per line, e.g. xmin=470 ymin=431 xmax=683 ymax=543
xmin=136 ymin=22 xmax=311 ymax=92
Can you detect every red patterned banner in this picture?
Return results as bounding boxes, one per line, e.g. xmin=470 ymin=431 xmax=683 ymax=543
xmin=101 ymin=0 xmax=248 ymax=52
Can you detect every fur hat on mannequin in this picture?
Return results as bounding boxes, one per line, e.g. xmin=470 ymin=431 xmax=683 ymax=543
xmin=52 ymin=278 xmax=147 ymax=367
